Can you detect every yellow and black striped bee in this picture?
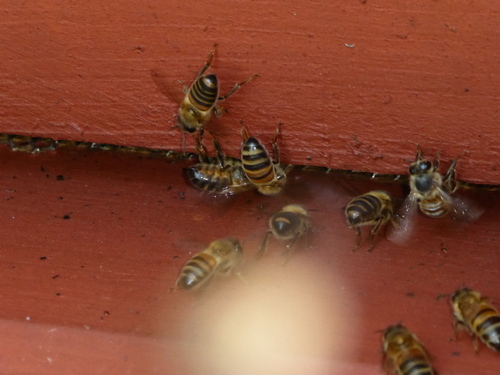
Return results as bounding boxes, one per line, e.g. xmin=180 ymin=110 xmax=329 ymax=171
xmin=451 ymin=287 xmax=500 ymax=352
xmin=240 ymin=124 xmax=291 ymax=195
xmin=388 ymin=146 xmax=483 ymax=244
xmin=345 ymin=191 xmax=394 ymax=252
xmin=382 ymin=324 xmax=437 ymax=375
xmin=258 ymin=204 xmax=312 ymax=261
xmin=186 ymin=134 xmax=253 ymax=196
xmin=176 ymin=43 xmax=258 ymax=134
xmin=175 ymin=237 xmax=244 ymax=290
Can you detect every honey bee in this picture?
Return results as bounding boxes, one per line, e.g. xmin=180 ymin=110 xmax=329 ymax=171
xmin=175 ymin=237 xmax=244 ymax=290
xmin=388 ymin=146 xmax=483 ymax=244
xmin=176 ymin=43 xmax=258 ymax=134
xmin=382 ymin=324 xmax=437 ymax=375
xmin=345 ymin=190 xmax=395 ymax=252
xmin=258 ymin=204 xmax=312 ymax=261
xmin=240 ymin=124 xmax=292 ymax=195
xmin=186 ymin=133 xmax=254 ymax=196
xmin=450 ymin=287 xmax=500 ymax=352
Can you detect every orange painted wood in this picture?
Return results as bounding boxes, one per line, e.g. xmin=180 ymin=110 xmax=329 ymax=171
xmin=0 ymin=1 xmax=499 ymax=185
xmin=0 ymin=146 xmax=498 ymax=374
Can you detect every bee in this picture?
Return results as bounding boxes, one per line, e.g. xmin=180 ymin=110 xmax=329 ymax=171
xmin=450 ymin=287 xmax=500 ymax=352
xmin=388 ymin=146 xmax=483 ymax=244
xmin=0 ymin=134 xmax=57 ymax=153
xmin=258 ymin=204 xmax=312 ymax=261
xmin=382 ymin=324 xmax=437 ymax=375
xmin=176 ymin=43 xmax=258 ymax=134
xmin=345 ymin=191 xmax=395 ymax=252
xmin=240 ymin=124 xmax=292 ymax=195
xmin=175 ymin=237 xmax=244 ymax=290
xmin=186 ymin=133 xmax=254 ymax=196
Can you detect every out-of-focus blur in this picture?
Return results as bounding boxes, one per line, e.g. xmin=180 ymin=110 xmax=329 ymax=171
xmin=182 ymin=255 xmax=359 ymax=375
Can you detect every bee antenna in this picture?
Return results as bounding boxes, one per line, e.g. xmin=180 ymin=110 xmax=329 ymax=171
xmin=415 ymin=144 xmax=422 ymax=160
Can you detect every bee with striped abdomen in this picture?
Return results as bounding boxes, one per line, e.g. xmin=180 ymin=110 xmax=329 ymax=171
xmin=175 ymin=237 xmax=244 ymax=290
xmin=176 ymin=43 xmax=258 ymax=134
xmin=451 ymin=287 xmax=500 ymax=352
xmin=240 ymin=124 xmax=291 ymax=196
xmin=258 ymin=204 xmax=312 ymax=261
xmin=345 ymin=190 xmax=394 ymax=252
xmin=388 ymin=146 xmax=483 ymax=244
xmin=186 ymin=133 xmax=254 ymax=196
xmin=382 ymin=324 xmax=437 ymax=375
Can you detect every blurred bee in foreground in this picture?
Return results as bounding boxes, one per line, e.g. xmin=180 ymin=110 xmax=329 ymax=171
xmin=345 ymin=190 xmax=395 ymax=252
xmin=382 ymin=324 xmax=437 ymax=375
xmin=176 ymin=43 xmax=259 ymax=134
xmin=388 ymin=146 xmax=483 ymax=244
xmin=186 ymin=133 xmax=254 ymax=196
xmin=258 ymin=204 xmax=312 ymax=262
xmin=241 ymin=123 xmax=292 ymax=195
xmin=175 ymin=237 xmax=244 ymax=290
xmin=451 ymin=287 xmax=500 ymax=352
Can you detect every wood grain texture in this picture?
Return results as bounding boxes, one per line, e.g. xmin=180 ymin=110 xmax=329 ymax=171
xmin=0 ymin=0 xmax=499 ymax=183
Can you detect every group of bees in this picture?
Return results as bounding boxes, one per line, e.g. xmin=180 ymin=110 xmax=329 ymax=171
xmin=171 ymin=43 xmax=499 ymax=373
xmin=384 ymin=287 xmax=500 ymax=374
xmin=3 ymin=42 xmax=494 ymax=374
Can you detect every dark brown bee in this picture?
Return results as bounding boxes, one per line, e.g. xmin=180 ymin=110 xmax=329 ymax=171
xmin=177 ymin=43 xmax=258 ymax=134
xmin=175 ymin=237 xmax=244 ymax=290
xmin=345 ymin=191 xmax=394 ymax=252
xmin=240 ymin=124 xmax=291 ymax=195
xmin=382 ymin=324 xmax=436 ymax=375
xmin=451 ymin=287 xmax=500 ymax=352
xmin=388 ymin=146 xmax=483 ymax=244
xmin=186 ymin=133 xmax=253 ymax=196
xmin=258 ymin=204 xmax=312 ymax=261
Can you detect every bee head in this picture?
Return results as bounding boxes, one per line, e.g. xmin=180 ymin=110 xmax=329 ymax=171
xmin=177 ymin=106 xmax=207 ymax=133
xmin=409 ymin=160 xmax=433 ymax=175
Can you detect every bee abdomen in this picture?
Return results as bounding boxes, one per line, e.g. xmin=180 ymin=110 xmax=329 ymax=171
xmin=474 ymin=309 xmax=500 ymax=350
xmin=346 ymin=194 xmax=382 ymax=225
xmin=176 ymin=253 xmax=217 ymax=290
xmin=400 ymin=356 xmax=434 ymax=375
xmin=419 ymin=199 xmax=448 ymax=218
xmin=187 ymin=164 xmax=231 ymax=193
xmin=242 ymin=137 xmax=274 ymax=184
xmin=399 ymin=357 xmax=434 ymax=375
xmin=272 ymin=212 xmax=300 ymax=238
xmin=188 ymin=74 xmax=218 ymax=111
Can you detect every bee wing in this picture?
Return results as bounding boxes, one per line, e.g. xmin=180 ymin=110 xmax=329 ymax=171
xmin=220 ymin=180 xmax=255 ymax=196
xmin=449 ymin=191 xmax=485 ymax=223
xmin=387 ymin=192 xmax=419 ymax=245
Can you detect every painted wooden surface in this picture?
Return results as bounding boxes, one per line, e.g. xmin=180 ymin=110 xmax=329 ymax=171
xmin=0 ymin=1 xmax=499 ymax=184
xmin=0 ymin=146 xmax=498 ymax=374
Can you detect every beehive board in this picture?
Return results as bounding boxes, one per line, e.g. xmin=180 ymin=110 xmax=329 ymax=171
xmin=0 ymin=146 xmax=498 ymax=374
xmin=0 ymin=0 xmax=499 ymax=184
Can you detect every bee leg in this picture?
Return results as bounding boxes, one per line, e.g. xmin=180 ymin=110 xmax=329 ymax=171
xmin=443 ymin=159 xmax=459 ymax=194
xmin=195 ymin=129 xmax=210 ymax=163
xmin=218 ymin=74 xmax=260 ymax=101
xmin=213 ymin=136 xmax=226 ymax=168
xmin=434 ymin=151 xmax=440 ymax=170
xmin=256 ymin=231 xmax=272 ymax=260
xmin=352 ymin=227 xmax=362 ymax=253
xmin=368 ymin=218 xmax=385 ymax=252
xmin=194 ymin=42 xmax=218 ymax=80
xmin=240 ymin=120 xmax=250 ymax=141
xmin=272 ymin=123 xmax=282 ymax=164
xmin=235 ymin=271 xmax=249 ymax=285
xmin=177 ymin=80 xmax=189 ymax=94
xmin=213 ymin=105 xmax=227 ymax=118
